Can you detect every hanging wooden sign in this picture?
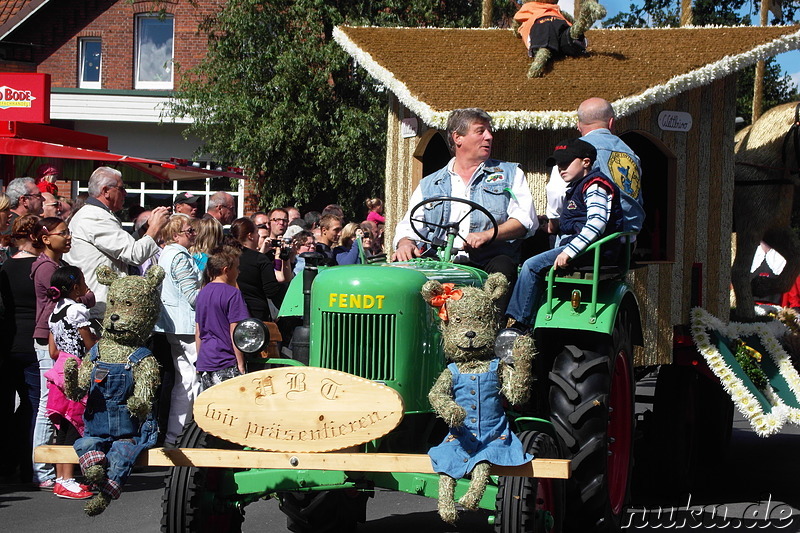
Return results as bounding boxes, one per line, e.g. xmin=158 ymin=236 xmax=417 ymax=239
xmin=194 ymin=367 xmax=405 ymax=452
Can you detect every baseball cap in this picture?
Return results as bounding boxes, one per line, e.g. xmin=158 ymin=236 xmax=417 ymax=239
xmin=174 ymin=192 xmax=199 ymax=205
xmin=546 ymin=138 xmax=597 ymax=167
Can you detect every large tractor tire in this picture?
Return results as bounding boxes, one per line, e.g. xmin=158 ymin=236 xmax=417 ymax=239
xmin=549 ymin=316 xmax=634 ymax=533
xmin=161 ymin=421 xmax=244 ymax=533
xmin=279 ymin=489 xmax=369 ymax=533
xmin=494 ymin=430 xmax=565 ymax=533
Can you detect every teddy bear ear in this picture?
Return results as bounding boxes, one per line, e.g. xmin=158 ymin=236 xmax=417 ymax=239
xmin=145 ymin=265 xmax=166 ymax=288
xmin=420 ymin=280 xmax=444 ymax=304
xmin=95 ymin=265 xmax=119 ymax=287
xmin=483 ymin=272 xmax=509 ymax=302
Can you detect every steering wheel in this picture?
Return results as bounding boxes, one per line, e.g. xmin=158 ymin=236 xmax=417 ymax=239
xmin=408 ymin=196 xmax=498 ymax=250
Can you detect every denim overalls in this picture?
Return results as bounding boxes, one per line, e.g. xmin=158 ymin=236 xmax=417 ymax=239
xmin=428 ymin=358 xmax=532 ymax=478
xmin=74 ymin=345 xmax=158 ymax=499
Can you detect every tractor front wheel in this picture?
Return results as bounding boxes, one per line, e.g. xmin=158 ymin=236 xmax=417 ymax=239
xmin=161 ymin=421 xmax=244 ymax=533
xmin=549 ymin=317 xmax=634 ymax=532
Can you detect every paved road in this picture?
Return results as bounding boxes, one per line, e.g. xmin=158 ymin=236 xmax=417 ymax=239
xmin=2 ymin=409 xmax=799 ymax=532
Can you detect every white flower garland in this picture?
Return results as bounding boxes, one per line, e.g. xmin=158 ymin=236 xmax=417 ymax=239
xmin=333 ymin=25 xmax=800 ymax=130
xmin=690 ymin=307 xmax=800 ymax=437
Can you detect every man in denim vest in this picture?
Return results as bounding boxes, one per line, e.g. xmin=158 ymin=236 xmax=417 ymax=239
xmin=393 ymin=108 xmax=537 ymax=310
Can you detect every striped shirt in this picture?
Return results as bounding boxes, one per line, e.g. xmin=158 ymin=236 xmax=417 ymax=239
xmin=562 ymin=183 xmax=612 ymax=259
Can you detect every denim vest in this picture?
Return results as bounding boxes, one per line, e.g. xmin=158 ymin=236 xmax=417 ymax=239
xmin=155 ymin=243 xmax=199 ymax=335
xmin=418 ymin=159 xmax=521 ymax=265
xmin=559 ymin=169 xmax=624 ymax=261
xmin=581 ymin=129 xmax=645 ymax=233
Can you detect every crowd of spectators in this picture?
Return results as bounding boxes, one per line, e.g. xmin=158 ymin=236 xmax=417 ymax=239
xmin=0 ymin=165 xmax=385 ymax=497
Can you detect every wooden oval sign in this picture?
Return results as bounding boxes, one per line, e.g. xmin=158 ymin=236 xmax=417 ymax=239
xmin=193 ymin=367 xmax=405 ymax=452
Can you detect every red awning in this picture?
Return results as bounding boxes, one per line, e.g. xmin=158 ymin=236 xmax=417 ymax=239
xmin=0 ymin=122 xmax=244 ymax=181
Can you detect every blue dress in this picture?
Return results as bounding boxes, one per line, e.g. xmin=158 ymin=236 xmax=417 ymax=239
xmin=428 ymin=358 xmax=533 ymax=478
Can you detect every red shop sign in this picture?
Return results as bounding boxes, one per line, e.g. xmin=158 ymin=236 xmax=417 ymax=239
xmin=0 ymin=73 xmax=50 ymax=124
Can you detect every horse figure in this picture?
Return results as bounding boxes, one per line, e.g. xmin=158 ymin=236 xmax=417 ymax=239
xmin=732 ymin=101 xmax=800 ymax=319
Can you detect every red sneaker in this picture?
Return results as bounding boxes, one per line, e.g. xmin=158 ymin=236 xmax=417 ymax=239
xmin=54 ymin=479 xmax=93 ymax=500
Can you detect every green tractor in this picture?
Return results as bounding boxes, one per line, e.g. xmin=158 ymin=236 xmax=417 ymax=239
xmin=161 ymin=196 xmax=642 ymax=533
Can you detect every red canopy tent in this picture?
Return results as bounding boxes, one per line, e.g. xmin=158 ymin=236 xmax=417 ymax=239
xmin=0 ymin=120 xmax=243 ymax=182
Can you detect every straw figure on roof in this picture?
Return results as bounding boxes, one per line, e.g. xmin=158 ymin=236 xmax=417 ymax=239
xmin=732 ymin=101 xmax=800 ymax=319
xmin=513 ymin=0 xmax=607 ymax=78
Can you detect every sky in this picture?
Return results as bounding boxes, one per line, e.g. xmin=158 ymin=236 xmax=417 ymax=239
xmin=561 ymin=0 xmax=800 ymax=88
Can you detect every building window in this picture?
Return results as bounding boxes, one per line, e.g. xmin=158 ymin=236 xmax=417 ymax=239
xmin=135 ymin=14 xmax=174 ymax=89
xmin=79 ymin=38 xmax=102 ymax=89
xmin=73 ymin=173 xmax=244 ymax=229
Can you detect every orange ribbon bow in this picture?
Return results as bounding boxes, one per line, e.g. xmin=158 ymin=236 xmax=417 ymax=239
xmin=429 ymin=283 xmax=463 ymax=321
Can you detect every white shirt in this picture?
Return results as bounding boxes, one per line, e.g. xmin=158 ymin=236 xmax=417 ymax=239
xmin=65 ymin=201 xmax=160 ymax=319
xmin=546 ymin=166 xmax=568 ymax=219
xmin=393 ymin=158 xmax=538 ymax=254
xmin=751 ymin=243 xmax=786 ymax=275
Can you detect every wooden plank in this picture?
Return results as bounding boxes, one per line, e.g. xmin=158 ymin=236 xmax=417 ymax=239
xmin=35 ymin=445 xmax=571 ymax=479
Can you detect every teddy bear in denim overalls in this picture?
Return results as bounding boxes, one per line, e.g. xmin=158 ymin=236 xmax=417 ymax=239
xmin=64 ymin=265 xmax=165 ymax=515
xmin=423 ymin=273 xmax=536 ymax=524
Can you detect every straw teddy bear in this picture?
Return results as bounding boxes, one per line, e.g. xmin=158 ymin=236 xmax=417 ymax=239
xmin=423 ymin=273 xmax=536 ymax=523
xmin=513 ymin=0 xmax=607 ymax=78
xmin=64 ymin=265 xmax=164 ymax=516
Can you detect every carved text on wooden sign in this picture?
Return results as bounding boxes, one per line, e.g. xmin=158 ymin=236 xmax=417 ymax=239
xmin=194 ymin=367 xmax=404 ymax=452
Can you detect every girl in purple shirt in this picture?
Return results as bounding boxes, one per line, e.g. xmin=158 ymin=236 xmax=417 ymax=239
xmin=195 ymin=246 xmax=251 ymax=391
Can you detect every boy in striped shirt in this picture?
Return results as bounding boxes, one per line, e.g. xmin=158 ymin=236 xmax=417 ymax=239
xmin=506 ymin=138 xmax=623 ymax=328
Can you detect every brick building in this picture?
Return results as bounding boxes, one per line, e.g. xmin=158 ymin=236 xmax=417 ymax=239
xmin=0 ymin=0 xmax=252 ymax=219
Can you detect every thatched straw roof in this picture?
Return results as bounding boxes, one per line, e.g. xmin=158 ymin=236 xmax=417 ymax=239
xmin=334 ymin=25 xmax=800 ymax=130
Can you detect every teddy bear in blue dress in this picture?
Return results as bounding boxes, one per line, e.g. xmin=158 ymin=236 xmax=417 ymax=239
xmin=423 ymin=273 xmax=536 ymax=523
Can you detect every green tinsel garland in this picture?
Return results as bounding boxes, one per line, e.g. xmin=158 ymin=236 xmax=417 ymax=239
xmin=735 ymin=340 xmax=769 ymax=391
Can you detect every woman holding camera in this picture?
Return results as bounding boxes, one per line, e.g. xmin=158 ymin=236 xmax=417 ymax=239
xmin=227 ymin=217 xmax=286 ymax=321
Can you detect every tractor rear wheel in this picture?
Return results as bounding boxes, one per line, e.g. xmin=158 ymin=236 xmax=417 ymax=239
xmin=161 ymin=421 xmax=244 ymax=533
xmin=549 ymin=316 xmax=634 ymax=533
xmin=494 ymin=430 xmax=565 ymax=533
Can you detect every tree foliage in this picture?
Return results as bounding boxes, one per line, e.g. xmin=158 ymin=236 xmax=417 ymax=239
xmin=168 ymin=0 xmax=500 ymax=216
xmin=604 ymin=1 xmax=798 ymax=125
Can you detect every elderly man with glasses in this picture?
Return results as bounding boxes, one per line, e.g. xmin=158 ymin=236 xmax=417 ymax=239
xmin=204 ymin=191 xmax=236 ymax=225
xmin=65 ymin=166 xmax=170 ymax=320
xmin=6 ymin=176 xmax=44 ymax=220
xmin=2 ymin=177 xmax=45 ymax=250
